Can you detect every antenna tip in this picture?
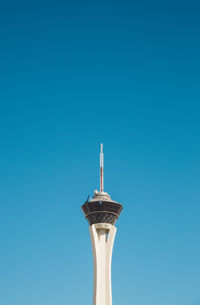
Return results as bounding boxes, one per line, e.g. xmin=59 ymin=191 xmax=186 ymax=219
xmin=100 ymin=143 xmax=103 ymax=152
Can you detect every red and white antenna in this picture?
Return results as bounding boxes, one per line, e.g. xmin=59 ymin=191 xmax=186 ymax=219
xmin=100 ymin=143 xmax=104 ymax=192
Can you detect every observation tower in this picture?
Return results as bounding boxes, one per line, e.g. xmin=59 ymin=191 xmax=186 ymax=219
xmin=81 ymin=144 xmax=123 ymax=305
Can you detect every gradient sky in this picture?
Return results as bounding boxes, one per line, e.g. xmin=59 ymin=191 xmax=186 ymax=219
xmin=0 ymin=1 xmax=200 ymax=305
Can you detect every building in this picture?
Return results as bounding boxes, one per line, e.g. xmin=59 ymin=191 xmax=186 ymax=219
xmin=81 ymin=144 xmax=123 ymax=305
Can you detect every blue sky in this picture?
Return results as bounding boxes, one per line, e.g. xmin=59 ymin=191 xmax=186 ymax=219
xmin=0 ymin=0 xmax=200 ymax=305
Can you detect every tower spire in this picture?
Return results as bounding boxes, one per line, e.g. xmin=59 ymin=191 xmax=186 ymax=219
xmin=100 ymin=143 xmax=104 ymax=193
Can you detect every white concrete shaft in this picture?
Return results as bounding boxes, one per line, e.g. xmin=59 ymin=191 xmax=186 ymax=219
xmin=89 ymin=223 xmax=117 ymax=305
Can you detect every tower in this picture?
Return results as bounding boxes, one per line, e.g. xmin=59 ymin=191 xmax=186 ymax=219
xmin=81 ymin=144 xmax=123 ymax=305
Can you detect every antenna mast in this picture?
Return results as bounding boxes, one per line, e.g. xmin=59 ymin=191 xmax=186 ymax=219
xmin=100 ymin=143 xmax=104 ymax=192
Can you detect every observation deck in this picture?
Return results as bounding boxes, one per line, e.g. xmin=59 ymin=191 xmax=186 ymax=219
xmin=81 ymin=191 xmax=123 ymax=226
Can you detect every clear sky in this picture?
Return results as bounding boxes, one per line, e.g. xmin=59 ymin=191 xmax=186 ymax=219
xmin=0 ymin=0 xmax=200 ymax=305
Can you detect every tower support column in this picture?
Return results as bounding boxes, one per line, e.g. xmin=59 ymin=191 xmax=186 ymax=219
xmin=89 ymin=223 xmax=117 ymax=305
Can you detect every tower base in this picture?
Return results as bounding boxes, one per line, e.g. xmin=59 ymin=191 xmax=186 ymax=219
xmin=89 ymin=223 xmax=116 ymax=305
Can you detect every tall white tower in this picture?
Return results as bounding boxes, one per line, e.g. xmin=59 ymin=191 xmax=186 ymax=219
xmin=81 ymin=144 xmax=123 ymax=305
